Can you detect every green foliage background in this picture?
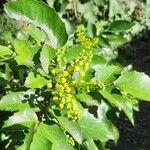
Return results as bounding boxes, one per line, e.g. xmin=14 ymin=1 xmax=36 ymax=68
xmin=0 ymin=0 xmax=150 ymax=150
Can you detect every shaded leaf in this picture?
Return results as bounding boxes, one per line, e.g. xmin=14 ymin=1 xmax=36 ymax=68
xmin=85 ymin=139 xmax=98 ymax=150
xmin=0 ymin=45 xmax=13 ymax=58
xmin=3 ymin=110 xmax=38 ymax=128
xmin=100 ymin=89 xmax=134 ymax=124
xmin=37 ymin=123 xmax=73 ymax=150
xmin=109 ymin=20 xmax=134 ymax=32
xmin=0 ymin=92 xmax=31 ymax=111
xmin=78 ymin=106 xmax=119 ymax=143
xmin=103 ymin=33 xmax=128 ymax=46
xmin=40 ymin=44 xmax=56 ymax=73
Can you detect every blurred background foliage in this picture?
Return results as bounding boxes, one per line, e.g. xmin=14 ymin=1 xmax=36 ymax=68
xmin=0 ymin=0 xmax=150 ymax=60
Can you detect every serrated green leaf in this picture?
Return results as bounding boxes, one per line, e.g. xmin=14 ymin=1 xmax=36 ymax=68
xmin=57 ymin=117 xmax=82 ymax=144
xmin=78 ymin=105 xmax=119 ymax=143
xmin=64 ymin=46 xmax=84 ymax=62
xmin=4 ymin=0 xmax=68 ymax=48
xmin=25 ymin=72 xmax=48 ymax=89
xmin=100 ymin=89 xmax=134 ymax=124
xmin=13 ymin=40 xmax=33 ymax=66
xmin=0 ymin=92 xmax=31 ymax=111
xmin=76 ymin=93 xmax=99 ymax=106
xmin=0 ymin=45 xmax=13 ymax=59
xmin=40 ymin=44 xmax=56 ymax=73
xmin=37 ymin=123 xmax=73 ymax=150
xmin=92 ymin=64 xmax=122 ymax=84
xmin=3 ymin=110 xmax=38 ymax=129
xmin=109 ymin=20 xmax=134 ymax=32
xmin=115 ymin=71 xmax=150 ymax=101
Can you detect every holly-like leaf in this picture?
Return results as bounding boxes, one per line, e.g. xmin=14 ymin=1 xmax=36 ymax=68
xmin=37 ymin=123 xmax=73 ymax=150
xmin=0 ymin=92 xmax=31 ymax=111
xmin=115 ymin=71 xmax=150 ymax=101
xmin=91 ymin=55 xmax=107 ymax=66
xmin=25 ymin=72 xmax=48 ymax=89
xmin=57 ymin=117 xmax=82 ymax=144
xmin=0 ymin=45 xmax=13 ymax=59
xmin=30 ymin=133 xmax=52 ymax=150
xmin=64 ymin=46 xmax=83 ymax=62
xmin=13 ymin=40 xmax=33 ymax=66
xmin=3 ymin=110 xmax=38 ymax=129
xmin=109 ymin=20 xmax=134 ymax=33
xmin=4 ymin=0 xmax=68 ymax=48
xmin=40 ymin=44 xmax=56 ymax=73
xmin=78 ymin=104 xmax=119 ymax=143
xmin=100 ymin=89 xmax=134 ymax=124
xmin=92 ymin=64 xmax=122 ymax=84
xmin=76 ymin=93 xmax=99 ymax=106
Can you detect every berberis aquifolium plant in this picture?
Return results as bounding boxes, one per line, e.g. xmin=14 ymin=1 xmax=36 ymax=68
xmin=0 ymin=0 xmax=150 ymax=149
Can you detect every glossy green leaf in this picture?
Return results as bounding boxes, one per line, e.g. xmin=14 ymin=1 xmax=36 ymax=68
xmin=109 ymin=20 xmax=134 ymax=32
xmin=0 ymin=45 xmax=13 ymax=58
xmin=91 ymin=55 xmax=107 ymax=66
xmin=13 ymin=40 xmax=33 ymax=66
xmin=103 ymin=34 xmax=127 ymax=46
xmin=100 ymin=89 xmax=134 ymax=124
xmin=78 ymin=105 xmax=119 ymax=143
xmin=0 ymin=92 xmax=31 ymax=111
xmin=27 ymin=24 xmax=48 ymax=43
xmin=85 ymin=139 xmax=98 ymax=150
xmin=76 ymin=93 xmax=99 ymax=106
xmin=30 ymin=133 xmax=52 ymax=150
xmin=4 ymin=0 xmax=68 ymax=48
xmin=30 ymin=45 xmax=41 ymax=57
xmin=57 ymin=116 xmax=82 ymax=144
xmin=92 ymin=64 xmax=122 ymax=84
xmin=115 ymin=71 xmax=150 ymax=101
xmin=64 ymin=46 xmax=83 ymax=62
xmin=25 ymin=72 xmax=48 ymax=89
xmin=3 ymin=110 xmax=38 ymax=128
xmin=40 ymin=44 xmax=56 ymax=73
xmin=37 ymin=123 xmax=73 ymax=150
